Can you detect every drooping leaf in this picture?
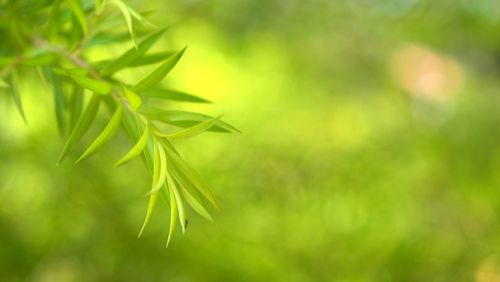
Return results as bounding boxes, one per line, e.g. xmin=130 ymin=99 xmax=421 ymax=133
xmin=165 ymin=147 xmax=218 ymax=208
xmin=140 ymin=87 xmax=210 ymax=103
xmin=132 ymin=47 xmax=187 ymax=92
xmin=51 ymin=70 xmax=66 ymax=135
xmin=166 ymin=170 xmax=187 ymax=233
xmin=138 ymin=139 xmax=161 ymax=238
xmin=9 ymin=70 xmax=27 ymax=123
xmin=58 ymin=94 xmax=101 ymax=163
xmin=70 ymin=75 xmax=112 ymax=95
xmin=76 ymin=105 xmax=123 ymax=163
xmin=139 ymin=108 xmax=240 ymax=133
xmin=170 ymin=165 xmax=213 ymax=221
xmin=114 ymin=126 xmax=149 ymax=167
xmin=156 ymin=115 xmax=223 ymax=139
xmin=166 ymin=180 xmax=178 ymax=247
xmin=128 ymin=52 xmax=175 ymax=67
xmin=121 ymin=83 xmax=142 ymax=111
xmin=110 ymin=0 xmax=137 ymax=48
xmin=101 ymin=28 xmax=167 ymax=75
xmin=68 ymin=85 xmax=84 ymax=132
xmin=65 ymin=0 xmax=88 ymax=34
xmin=147 ymin=143 xmax=167 ymax=195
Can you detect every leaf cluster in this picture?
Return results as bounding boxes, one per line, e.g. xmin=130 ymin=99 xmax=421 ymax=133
xmin=0 ymin=0 xmax=238 ymax=246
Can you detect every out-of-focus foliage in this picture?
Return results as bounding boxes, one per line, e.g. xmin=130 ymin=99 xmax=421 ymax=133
xmin=1 ymin=0 xmax=500 ymax=281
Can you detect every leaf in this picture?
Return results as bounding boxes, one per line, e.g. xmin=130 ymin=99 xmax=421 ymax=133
xmin=166 ymin=180 xmax=178 ymax=247
xmin=76 ymin=105 xmax=123 ymax=163
xmin=166 ymin=170 xmax=187 ymax=233
xmin=114 ymin=126 xmax=149 ymax=167
xmin=110 ymin=0 xmax=137 ymax=48
xmin=139 ymin=108 xmax=240 ymax=133
xmin=9 ymin=70 xmax=27 ymax=123
xmin=132 ymin=47 xmax=187 ymax=92
xmin=70 ymin=75 xmax=112 ymax=95
xmin=121 ymin=83 xmax=142 ymax=111
xmin=165 ymin=148 xmax=218 ymax=208
xmin=58 ymin=94 xmax=101 ymax=164
xmin=51 ymin=71 xmax=66 ymax=136
xmin=180 ymin=185 xmax=213 ymax=222
xmin=68 ymin=85 xmax=84 ymax=132
xmin=157 ymin=115 xmax=223 ymax=139
xmin=170 ymin=165 xmax=213 ymax=221
xmin=0 ymin=78 xmax=9 ymax=88
xmin=147 ymin=143 xmax=166 ymax=195
xmin=128 ymin=52 xmax=175 ymax=67
xmin=22 ymin=53 xmax=55 ymax=66
xmin=140 ymin=88 xmax=210 ymax=103
xmin=65 ymin=0 xmax=88 ymax=34
xmin=138 ymin=139 xmax=161 ymax=238
xmin=101 ymin=28 xmax=167 ymax=75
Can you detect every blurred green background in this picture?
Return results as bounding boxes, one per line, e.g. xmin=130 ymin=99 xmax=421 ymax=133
xmin=2 ymin=0 xmax=500 ymax=281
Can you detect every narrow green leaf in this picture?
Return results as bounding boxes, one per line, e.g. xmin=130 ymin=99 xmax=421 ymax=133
xmin=114 ymin=126 xmax=149 ymax=167
xmin=140 ymin=88 xmax=210 ymax=103
xmin=22 ymin=53 xmax=55 ymax=66
xmin=101 ymin=28 xmax=167 ymax=75
xmin=165 ymin=148 xmax=218 ymax=208
xmin=180 ymin=187 xmax=213 ymax=222
xmin=167 ymin=171 xmax=186 ymax=233
xmin=132 ymin=47 xmax=187 ymax=92
xmin=68 ymin=85 xmax=84 ymax=132
xmin=70 ymin=75 xmax=112 ymax=95
xmin=138 ymin=139 xmax=161 ymax=238
xmin=128 ymin=52 xmax=175 ymax=67
xmin=110 ymin=0 xmax=137 ymax=48
xmin=10 ymin=70 xmax=27 ymax=123
xmin=76 ymin=105 xmax=123 ymax=163
xmin=51 ymin=72 xmax=66 ymax=135
xmin=166 ymin=181 xmax=178 ymax=247
xmin=147 ymin=143 xmax=167 ymax=195
xmin=157 ymin=115 xmax=223 ymax=139
xmin=65 ymin=0 xmax=88 ymax=34
xmin=140 ymin=108 xmax=240 ymax=133
xmin=127 ymin=5 xmax=158 ymax=29
xmin=58 ymin=94 xmax=101 ymax=163
xmin=121 ymin=84 xmax=142 ymax=111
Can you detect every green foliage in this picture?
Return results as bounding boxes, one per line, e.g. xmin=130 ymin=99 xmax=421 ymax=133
xmin=0 ymin=0 xmax=237 ymax=246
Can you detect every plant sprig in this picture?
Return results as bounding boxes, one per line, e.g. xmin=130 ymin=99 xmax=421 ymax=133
xmin=0 ymin=0 xmax=238 ymax=247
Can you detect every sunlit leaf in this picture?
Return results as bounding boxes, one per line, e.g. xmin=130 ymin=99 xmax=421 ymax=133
xmin=147 ymin=143 xmax=167 ymax=195
xmin=140 ymin=108 xmax=240 ymax=133
xmin=58 ymin=94 xmax=101 ymax=163
xmin=50 ymin=69 xmax=66 ymax=135
xmin=138 ymin=139 xmax=161 ymax=238
xmin=70 ymin=75 xmax=112 ymax=95
xmin=165 ymin=147 xmax=218 ymax=208
xmin=140 ymin=87 xmax=210 ymax=103
xmin=121 ymin=83 xmax=142 ymax=111
xmin=166 ymin=169 xmax=187 ymax=233
xmin=170 ymin=165 xmax=213 ymax=221
xmin=100 ymin=28 xmax=167 ymax=75
xmin=132 ymin=47 xmax=187 ymax=92
xmin=65 ymin=0 xmax=88 ymax=34
xmin=114 ymin=126 xmax=149 ymax=167
xmin=76 ymin=105 xmax=123 ymax=163
xmin=9 ymin=70 xmax=27 ymax=123
xmin=110 ymin=0 xmax=137 ymax=48
xmin=157 ymin=115 xmax=223 ymax=139
xmin=166 ymin=181 xmax=178 ymax=247
xmin=68 ymin=85 xmax=84 ymax=132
